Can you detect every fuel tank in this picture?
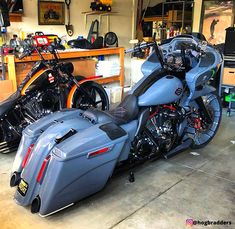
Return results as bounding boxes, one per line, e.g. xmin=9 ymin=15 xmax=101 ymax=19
xmin=138 ymin=75 xmax=183 ymax=106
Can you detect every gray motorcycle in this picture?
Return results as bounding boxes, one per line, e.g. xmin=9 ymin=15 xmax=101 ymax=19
xmin=10 ymin=35 xmax=223 ymax=217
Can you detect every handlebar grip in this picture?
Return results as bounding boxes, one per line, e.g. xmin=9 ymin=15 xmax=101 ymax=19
xmin=125 ymin=42 xmax=156 ymax=54
xmin=125 ymin=48 xmax=134 ymax=54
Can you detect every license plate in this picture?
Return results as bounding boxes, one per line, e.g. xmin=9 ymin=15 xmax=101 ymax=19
xmin=17 ymin=179 xmax=28 ymax=196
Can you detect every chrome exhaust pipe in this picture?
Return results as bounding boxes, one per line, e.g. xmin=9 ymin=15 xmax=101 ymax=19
xmin=31 ymin=196 xmax=41 ymax=214
xmin=10 ymin=172 xmax=21 ymax=187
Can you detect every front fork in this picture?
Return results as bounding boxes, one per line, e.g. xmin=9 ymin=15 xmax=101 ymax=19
xmin=195 ymin=97 xmax=213 ymax=124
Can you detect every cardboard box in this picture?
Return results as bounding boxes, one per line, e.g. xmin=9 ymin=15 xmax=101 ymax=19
xmin=223 ymin=67 xmax=235 ymax=86
xmin=0 ymin=80 xmax=14 ymax=102
xmin=69 ymin=59 xmax=96 ymax=77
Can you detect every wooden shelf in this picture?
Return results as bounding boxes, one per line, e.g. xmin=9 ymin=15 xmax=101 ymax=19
xmin=82 ymin=11 xmax=118 ymax=16
xmin=4 ymin=47 xmax=125 ymax=92
xmin=9 ymin=13 xmax=23 ymax=22
xmin=144 ymin=16 xmax=168 ymax=22
xmin=93 ymin=75 xmax=120 ymax=84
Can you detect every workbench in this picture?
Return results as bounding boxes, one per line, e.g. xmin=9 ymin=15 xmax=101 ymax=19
xmin=3 ymin=47 xmax=125 ymax=92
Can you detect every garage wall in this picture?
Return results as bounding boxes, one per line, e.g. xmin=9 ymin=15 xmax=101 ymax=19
xmin=8 ymin=0 xmax=135 ymax=46
xmin=7 ymin=0 xmax=136 ymax=85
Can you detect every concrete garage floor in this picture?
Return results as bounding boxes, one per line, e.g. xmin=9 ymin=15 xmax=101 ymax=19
xmin=0 ymin=111 xmax=234 ymax=229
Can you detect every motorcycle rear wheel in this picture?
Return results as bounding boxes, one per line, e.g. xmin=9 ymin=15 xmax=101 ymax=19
xmin=191 ymin=93 xmax=222 ymax=149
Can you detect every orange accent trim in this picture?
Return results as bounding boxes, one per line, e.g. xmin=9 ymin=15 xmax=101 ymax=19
xmin=21 ymin=69 xmax=48 ymax=96
xmin=67 ymin=84 xmax=77 ymax=108
xmin=66 ymin=78 xmax=95 ymax=108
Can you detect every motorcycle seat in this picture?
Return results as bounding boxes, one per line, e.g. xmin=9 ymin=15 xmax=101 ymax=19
xmin=0 ymin=93 xmax=18 ymax=118
xmin=83 ymin=94 xmax=139 ymax=125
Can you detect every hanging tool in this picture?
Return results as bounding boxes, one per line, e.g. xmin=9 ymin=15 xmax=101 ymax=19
xmin=87 ymin=20 xmax=99 ymax=43
xmin=65 ymin=0 xmax=74 ymax=36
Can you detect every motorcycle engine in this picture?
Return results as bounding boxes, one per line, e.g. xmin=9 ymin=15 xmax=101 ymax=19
xmin=20 ymin=89 xmax=60 ymax=121
xmin=146 ymin=106 xmax=178 ymax=151
xmin=132 ymin=106 xmax=178 ymax=161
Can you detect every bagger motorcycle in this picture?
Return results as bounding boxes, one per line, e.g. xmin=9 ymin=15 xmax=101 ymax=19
xmin=0 ymin=39 xmax=109 ymax=153
xmin=11 ymin=35 xmax=222 ymax=216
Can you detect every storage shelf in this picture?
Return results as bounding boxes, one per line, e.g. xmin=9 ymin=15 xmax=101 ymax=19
xmin=4 ymin=47 xmax=125 ymax=92
xmin=93 ymin=75 xmax=120 ymax=84
xmin=144 ymin=16 xmax=168 ymax=22
xmin=9 ymin=13 xmax=23 ymax=22
xmin=82 ymin=11 xmax=118 ymax=16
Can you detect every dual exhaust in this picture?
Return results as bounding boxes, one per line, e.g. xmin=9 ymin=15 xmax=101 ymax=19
xmin=10 ymin=172 xmax=41 ymax=214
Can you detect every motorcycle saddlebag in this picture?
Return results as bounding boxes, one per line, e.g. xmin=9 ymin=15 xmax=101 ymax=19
xmin=15 ymin=122 xmax=128 ymax=216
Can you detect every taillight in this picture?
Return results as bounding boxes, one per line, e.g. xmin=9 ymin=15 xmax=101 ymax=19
xmin=87 ymin=147 xmax=110 ymax=159
xmin=22 ymin=144 xmax=34 ymax=168
xmin=37 ymin=155 xmax=51 ymax=183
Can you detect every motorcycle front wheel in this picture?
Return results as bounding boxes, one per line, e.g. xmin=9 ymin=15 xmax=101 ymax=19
xmin=72 ymin=81 xmax=109 ymax=111
xmin=190 ymin=93 xmax=222 ymax=149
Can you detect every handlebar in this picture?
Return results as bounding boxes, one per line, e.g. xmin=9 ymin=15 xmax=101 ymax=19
xmin=18 ymin=49 xmax=32 ymax=60
xmin=125 ymin=42 xmax=156 ymax=54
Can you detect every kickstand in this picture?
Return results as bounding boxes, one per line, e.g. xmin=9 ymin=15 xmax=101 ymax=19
xmin=128 ymin=171 xmax=135 ymax=183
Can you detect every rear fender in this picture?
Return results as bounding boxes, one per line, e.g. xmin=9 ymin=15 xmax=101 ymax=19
xmin=66 ymin=80 xmax=100 ymax=109
xmin=12 ymin=109 xmax=83 ymax=174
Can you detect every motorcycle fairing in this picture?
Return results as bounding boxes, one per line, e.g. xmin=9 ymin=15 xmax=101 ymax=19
xmin=184 ymin=46 xmax=222 ymax=106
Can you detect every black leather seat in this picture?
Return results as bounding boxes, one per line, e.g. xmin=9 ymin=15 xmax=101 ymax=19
xmin=0 ymin=93 xmax=18 ymax=118
xmin=83 ymin=94 xmax=139 ymax=125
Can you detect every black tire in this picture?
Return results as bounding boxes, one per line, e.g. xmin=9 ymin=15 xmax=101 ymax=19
xmin=97 ymin=4 xmax=103 ymax=11
xmin=191 ymin=93 xmax=222 ymax=149
xmin=107 ymin=5 xmax=112 ymax=12
xmin=72 ymin=82 xmax=109 ymax=111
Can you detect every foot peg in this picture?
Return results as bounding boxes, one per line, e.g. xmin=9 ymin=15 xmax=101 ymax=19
xmin=129 ymin=171 xmax=135 ymax=183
